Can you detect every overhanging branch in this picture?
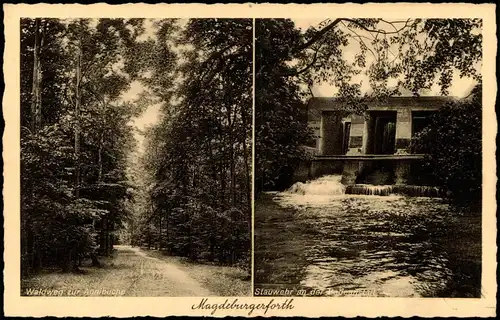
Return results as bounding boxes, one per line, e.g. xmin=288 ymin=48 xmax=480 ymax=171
xmin=295 ymin=18 xmax=343 ymax=53
xmin=295 ymin=18 xmax=413 ymax=54
xmin=281 ymin=43 xmax=323 ymax=77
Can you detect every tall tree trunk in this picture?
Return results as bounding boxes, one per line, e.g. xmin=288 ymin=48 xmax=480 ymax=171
xmin=31 ymin=18 xmax=43 ymax=132
xmin=96 ymin=98 xmax=107 ymax=256
xmin=226 ymin=101 xmax=237 ymax=207
xmin=97 ymin=136 xmax=103 ymax=183
xmin=97 ymin=135 xmax=105 ymax=254
xmin=240 ymin=99 xmax=252 ymax=230
xmin=166 ymin=208 xmax=169 ymax=250
xmin=242 ymin=138 xmax=251 ymax=228
xmin=74 ymin=21 xmax=82 ymax=198
xmin=158 ymin=214 xmax=162 ymax=250
xmin=25 ymin=20 xmax=48 ymax=268
xmin=204 ymin=109 xmax=218 ymax=261
xmin=220 ymin=156 xmax=227 ymax=209
xmin=230 ymin=144 xmax=236 ymax=207
xmin=97 ymin=97 xmax=107 ymax=183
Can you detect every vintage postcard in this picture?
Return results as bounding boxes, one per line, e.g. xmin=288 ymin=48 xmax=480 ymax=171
xmin=3 ymin=3 xmax=497 ymax=317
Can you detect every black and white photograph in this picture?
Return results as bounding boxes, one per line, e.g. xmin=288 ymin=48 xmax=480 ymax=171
xmin=2 ymin=2 xmax=496 ymax=318
xmin=19 ymin=17 xmax=252 ymax=296
xmin=254 ymin=17 xmax=483 ymax=298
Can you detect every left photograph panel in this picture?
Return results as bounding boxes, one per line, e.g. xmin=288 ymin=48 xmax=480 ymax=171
xmin=20 ymin=18 xmax=252 ymax=297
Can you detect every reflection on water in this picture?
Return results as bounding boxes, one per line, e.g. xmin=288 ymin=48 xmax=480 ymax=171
xmin=269 ymin=175 xmax=480 ymax=297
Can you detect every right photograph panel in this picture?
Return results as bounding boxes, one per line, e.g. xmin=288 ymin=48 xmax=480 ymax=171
xmin=254 ymin=18 xmax=482 ymax=298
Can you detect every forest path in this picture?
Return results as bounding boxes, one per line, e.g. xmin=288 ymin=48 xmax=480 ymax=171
xmin=21 ymin=245 xmax=215 ymax=297
xmin=116 ymin=245 xmax=214 ymax=296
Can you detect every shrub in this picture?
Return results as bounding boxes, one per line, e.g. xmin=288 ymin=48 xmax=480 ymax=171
xmin=413 ymin=85 xmax=482 ymax=207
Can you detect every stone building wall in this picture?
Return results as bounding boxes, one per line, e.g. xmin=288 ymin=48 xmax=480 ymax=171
xmin=306 ymin=96 xmax=452 ymax=156
xmin=301 ymin=96 xmax=452 ymax=185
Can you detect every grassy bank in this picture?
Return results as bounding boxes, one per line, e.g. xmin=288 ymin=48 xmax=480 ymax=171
xmin=21 ymin=248 xmax=143 ymax=296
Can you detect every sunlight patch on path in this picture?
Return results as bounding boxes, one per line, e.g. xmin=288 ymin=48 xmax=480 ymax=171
xmin=117 ymin=245 xmax=214 ymax=296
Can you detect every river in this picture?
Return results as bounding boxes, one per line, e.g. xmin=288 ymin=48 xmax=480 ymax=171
xmin=254 ymin=175 xmax=481 ymax=298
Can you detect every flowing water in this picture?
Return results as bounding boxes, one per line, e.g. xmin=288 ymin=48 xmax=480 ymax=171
xmin=263 ymin=175 xmax=481 ymax=297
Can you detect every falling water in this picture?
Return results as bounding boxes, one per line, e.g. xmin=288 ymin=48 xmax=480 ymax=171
xmin=272 ymin=175 xmax=348 ymax=209
xmin=346 ymin=184 xmax=445 ymax=197
xmin=284 ymin=175 xmax=444 ymax=198
xmin=287 ymin=175 xmax=346 ymax=195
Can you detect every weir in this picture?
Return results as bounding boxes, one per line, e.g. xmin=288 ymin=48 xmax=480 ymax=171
xmin=287 ymin=175 xmax=346 ymax=195
xmin=345 ymin=184 xmax=444 ymax=197
xmin=287 ymin=175 xmax=444 ymax=198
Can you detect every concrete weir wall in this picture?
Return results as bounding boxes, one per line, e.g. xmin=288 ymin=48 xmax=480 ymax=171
xmin=301 ymin=157 xmax=421 ymax=186
xmin=320 ymin=111 xmax=344 ymax=155
xmin=296 ymin=96 xmax=448 ymax=187
xmin=292 ymin=159 xmax=344 ymax=183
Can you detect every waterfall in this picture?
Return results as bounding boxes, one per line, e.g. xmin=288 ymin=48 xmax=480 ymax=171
xmin=285 ymin=175 xmax=444 ymax=198
xmin=286 ymin=175 xmax=346 ymax=195
xmin=346 ymin=184 xmax=444 ymax=197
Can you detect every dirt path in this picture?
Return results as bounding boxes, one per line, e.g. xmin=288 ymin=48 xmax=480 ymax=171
xmin=121 ymin=245 xmax=214 ymax=296
xmin=22 ymin=245 xmax=215 ymax=297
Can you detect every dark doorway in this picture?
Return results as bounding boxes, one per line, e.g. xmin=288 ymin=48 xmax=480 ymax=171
xmin=367 ymin=111 xmax=396 ymax=154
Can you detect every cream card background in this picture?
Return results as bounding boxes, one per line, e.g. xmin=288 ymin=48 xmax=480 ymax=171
xmin=3 ymin=3 xmax=497 ymax=317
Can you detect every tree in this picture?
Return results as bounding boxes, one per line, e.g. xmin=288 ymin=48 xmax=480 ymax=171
xmin=64 ymin=18 xmax=143 ymax=256
xmin=21 ymin=18 xmax=70 ymax=130
xmin=413 ymin=84 xmax=482 ymax=207
xmin=255 ymin=19 xmax=312 ymax=191
xmin=30 ymin=18 xmax=43 ymax=132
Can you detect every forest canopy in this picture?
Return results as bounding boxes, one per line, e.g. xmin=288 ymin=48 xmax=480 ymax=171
xmin=20 ymin=18 xmax=252 ymax=277
xmin=21 ymin=18 xmax=143 ymax=273
xmin=130 ymin=19 xmax=252 ymax=266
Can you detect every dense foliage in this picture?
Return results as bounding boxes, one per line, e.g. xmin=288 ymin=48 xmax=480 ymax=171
xmin=21 ymin=18 xmax=142 ymax=274
xmin=22 ymin=18 xmax=252 ymax=277
xmin=413 ymin=85 xmax=482 ymax=206
xmin=129 ymin=19 xmax=252 ymax=268
xmin=255 ymin=18 xmax=482 ymax=191
xmin=255 ymin=19 xmax=312 ymax=191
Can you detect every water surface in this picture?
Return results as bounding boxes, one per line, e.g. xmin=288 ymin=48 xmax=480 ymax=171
xmin=256 ymin=175 xmax=481 ymax=297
